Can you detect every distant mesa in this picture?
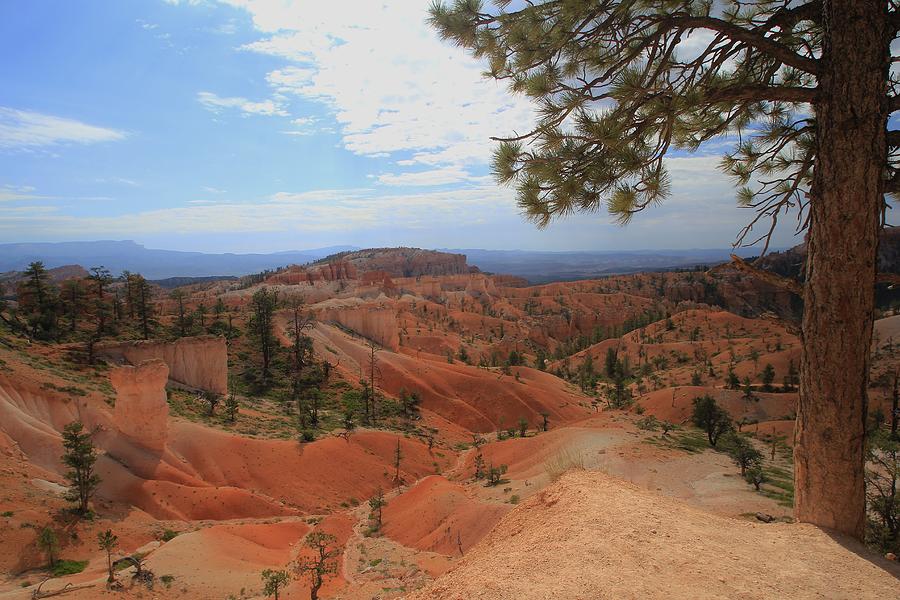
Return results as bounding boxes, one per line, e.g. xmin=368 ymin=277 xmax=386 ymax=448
xmin=265 ymin=248 xmax=474 ymax=285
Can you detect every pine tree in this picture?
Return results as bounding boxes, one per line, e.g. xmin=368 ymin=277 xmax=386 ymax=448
xmin=368 ymin=487 xmax=386 ymax=531
xmin=261 ymin=569 xmax=289 ymax=600
xmin=19 ymin=261 xmax=59 ymax=340
xmin=37 ymin=527 xmax=58 ymax=568
xmin=169 ymin=289 xmax=189 ymax=338
xmin=293 ymin=531 xmax=338 ymax=600
xmin=248 ymin=287 xmax=278 ymax=381
xmin=61 ymin=421 xmax=101 ymax=515
xmin=97 ymin=529 xmax=118 ymax=584
xmin=430 ymin=0 xmax=894 ymax=540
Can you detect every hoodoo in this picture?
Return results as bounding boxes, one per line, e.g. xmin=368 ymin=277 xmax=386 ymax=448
xmin=110 ymin=359 xmax=170 ymax=452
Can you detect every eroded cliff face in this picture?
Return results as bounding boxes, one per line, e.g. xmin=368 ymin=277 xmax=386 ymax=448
xmin=97 ymin=336 xmax=228 ymax=395
xmin=341 ymin=248 xmax=471 ymax=277
xmin=110 ymin=360 xmax=169 ymax=451
xmin=319 ymin=306 xmax=400 ymax=351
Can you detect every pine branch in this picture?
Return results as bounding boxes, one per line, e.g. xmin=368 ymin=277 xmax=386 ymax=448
xmin=664 ymin=16 xmax=820 ymax=75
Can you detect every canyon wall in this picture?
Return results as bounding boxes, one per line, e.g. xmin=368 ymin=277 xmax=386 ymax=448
xmin=97 ymin=335 xmax=227 ymax=395
xmin=319 ymin=306 xmax=400 ymax=351
xmin=343 ymin=248 xmax=471 ymax=277
xmin=110 ymin=360 xmax=169 ymax=451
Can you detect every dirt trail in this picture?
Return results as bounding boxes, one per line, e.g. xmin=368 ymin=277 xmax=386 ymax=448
xmin=340 ymin=447 xmax=473 ymax=587
xmin=406 ymin=470 xmax=900 ymax=600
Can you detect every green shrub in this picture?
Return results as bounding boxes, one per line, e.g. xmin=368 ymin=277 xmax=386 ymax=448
xmin=160 ymin=529 xmax=179 ymax=542
xmin=51 ymin=559 xmax=88 ymax=577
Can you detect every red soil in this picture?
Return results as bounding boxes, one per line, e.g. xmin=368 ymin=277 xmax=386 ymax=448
xmin=381 ymin=476 xmax=510 ymax=556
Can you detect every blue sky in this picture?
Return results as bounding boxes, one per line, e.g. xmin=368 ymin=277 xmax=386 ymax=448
xmin=0 ymin=0 xmax=809 ymax=253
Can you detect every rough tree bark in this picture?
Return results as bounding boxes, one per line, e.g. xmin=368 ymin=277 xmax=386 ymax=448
xmin=795 ymin=0 xmax=889 ymax=539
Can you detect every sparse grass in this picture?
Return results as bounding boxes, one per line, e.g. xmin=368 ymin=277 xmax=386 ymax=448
xmin=40 ymin=382 xmax=87 ymax=396
xmin=758 ymin=463 xmax=794 ymax=507
xmin=544 ymin=447 xmax=585 ymax=481
xmin=50 ymin=559 xmax=88 ymax=577
xmin=646 ymin=428 xmax=709 ymax=454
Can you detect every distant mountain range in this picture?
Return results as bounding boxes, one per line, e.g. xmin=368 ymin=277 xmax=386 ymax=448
xmin=0 ymin=241 xmax=360 ymax=279
xmin=0 ymin=240 xmax=767 ymax=282
xmin=444 ymin=247 xmax=765 ymax=283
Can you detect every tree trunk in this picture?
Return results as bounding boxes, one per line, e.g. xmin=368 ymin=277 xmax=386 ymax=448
xmin=795 ymin=0 xmax=889 ymax=539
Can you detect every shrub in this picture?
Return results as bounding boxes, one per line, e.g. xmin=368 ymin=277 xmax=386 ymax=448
xmin=745 ymin=465 xmax=767 ymax=491
xmin=636 ymin=415 xmax=659 ymax=431
xmin=51 ymin=559 xmax=88 ymax=577
xmin=486 ymin=463 xmax=509 ymax=486
xmin=724 ymin=434 xmax=763 ymax=476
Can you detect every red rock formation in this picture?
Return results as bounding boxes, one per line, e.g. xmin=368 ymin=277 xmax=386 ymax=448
xmin=341 ymin=248 xmax=471 ymax=277
xmin=97 ymin=336 xmax=227 ymax=395
xmin=319 ymin=306 xmax=400 ymax=351
xmin=110 ymin=360 xmax=169 ymax=451
xmin=265 ymin=260 xmax=358 ymax=285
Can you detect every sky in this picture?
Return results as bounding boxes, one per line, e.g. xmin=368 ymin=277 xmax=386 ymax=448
xmin=0 ymin=0 xmax=809 ymax=253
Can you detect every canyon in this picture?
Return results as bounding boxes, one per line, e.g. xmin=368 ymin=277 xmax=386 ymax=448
xmin=0 ymin=248 xmax=897 ymax=599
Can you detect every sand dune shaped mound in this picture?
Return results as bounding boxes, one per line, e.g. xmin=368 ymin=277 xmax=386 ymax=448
xmin=382 ymin=475 xmax=510 ymax=555
xmin=405 ymin=471 xmax=899 ymax=600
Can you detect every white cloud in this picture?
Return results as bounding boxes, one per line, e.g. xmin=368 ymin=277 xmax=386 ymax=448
xmin=0 ymin=190 xmax=42 ymax=202
xmin=0 ymin=107 xmax=126 ymax=149
xmin=203 ymin=186 xmax=227 ymax=194
xmin=0 ymin=184 xmax=517 ymax=237
xmin=95 ymin=177 xmax=140 ymax=187
xmin=216 ymin=1 xmax=536 ymax=171
xmin=197 ymin=91 xmax=288 ymax=117
xmin=377 ymin=166 xmax=476 ymax=187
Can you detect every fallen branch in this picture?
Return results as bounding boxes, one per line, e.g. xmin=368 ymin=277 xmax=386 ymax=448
xmin=726 ymin=255 xmax=803 ymax=295
xmin=31 ymin=579 xmax=95 ymax=599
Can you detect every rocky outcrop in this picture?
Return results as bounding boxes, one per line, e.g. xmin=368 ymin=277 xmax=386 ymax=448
xmin=97 ymin=336 xmax=227 ymax=395
xmin=341 ymin=248 xmax=472 ymax=278
xmin=110 ymin=360 xmax=169 ymax=451
xmin=320 ymin=306 xmax=400 ymax=350
xmin=266 ymin=261 xmax=358 ymax=285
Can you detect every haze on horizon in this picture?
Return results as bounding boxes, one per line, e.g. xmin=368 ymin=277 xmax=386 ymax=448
xmin=0 ymin=0 xmax=807 ymax=254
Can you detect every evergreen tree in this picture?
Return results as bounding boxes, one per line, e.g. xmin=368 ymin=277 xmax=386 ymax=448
xmin=430 ymin=0 xmax=895 ymax=540
xmin=248 ymin=287 xmax=278 ymax=381
xmin=97 ymin=529 xmax=119 ymax=584
xmin=61 ymin=421 xmax=101 ymax=515
xmin=169 ymin=289 xmax=189 ymax=338
xmin=761 ymin=363 xmax=776 ymax=391
xmin=130 ymin=274 xmax=158 ymax=340
xmin=19 ymin=261 xmax=59 ymax=340
xmin=261 ymin=569 xmax=289 ymax=600
xmin=294 ymin=531 xmax=338 ymax=600
xmin=691 ymin=395 xmax=733 ymax=447
xmin=61 ymin=278 xmax=85 ymax=334
xmin=368 ymin=488 xmax=386 ymax=531
xmin=37 ymin=527 xmax=58 ymax=568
